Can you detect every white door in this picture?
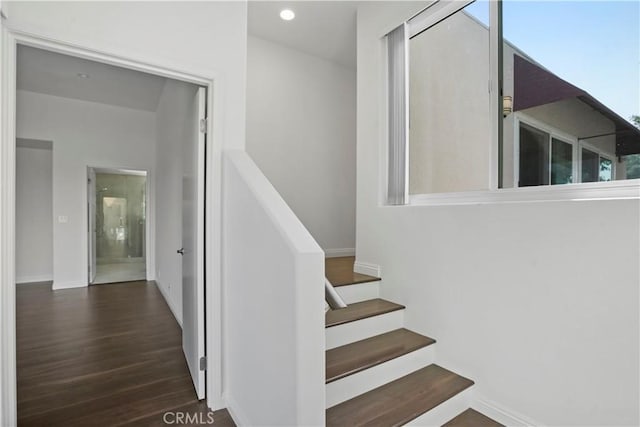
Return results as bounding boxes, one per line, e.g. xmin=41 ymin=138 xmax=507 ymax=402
xmin=88 ymin=168 xmax=97 ymax=284
xmin=181 ymin=87 xmax=207 ymax=399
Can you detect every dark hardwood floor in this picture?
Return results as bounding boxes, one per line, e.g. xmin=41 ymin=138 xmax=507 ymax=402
xmin=16 ymin=281 xmax=234 ymax=427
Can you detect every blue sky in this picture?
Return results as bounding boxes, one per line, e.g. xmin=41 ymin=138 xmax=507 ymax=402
xmin=465 ymin=0 xmax=639 ymax=123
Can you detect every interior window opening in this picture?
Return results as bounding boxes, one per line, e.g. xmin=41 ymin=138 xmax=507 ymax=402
xmin=386 ymin=0 xmax=639 ymax=204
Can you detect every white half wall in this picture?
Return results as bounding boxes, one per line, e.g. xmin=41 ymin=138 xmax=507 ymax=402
xmin=16 ymin=90 xmax=156 ymax=289
xmin=154 ymin=79 xmax=199 ymax=325
xmin=246 ymin=36 xmax=356 ymax=254
xmin=15 ymin=140 xmax=53 ymax=283
xmin=223 ymin=150 xmax=325 ymax=426
xmin=356 ymin=3 xmax=639 ymax=426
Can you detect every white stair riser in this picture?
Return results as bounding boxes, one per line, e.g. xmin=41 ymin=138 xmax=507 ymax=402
xmin=325 ymin=310 xmax=404 ymax=350
xmin=326 ymin=345 xmax=435 ymax=408
xmin=335 ymin=282 xmax=380 ymax=304
xmin=405 ymin=386 xmax=475 ymax=427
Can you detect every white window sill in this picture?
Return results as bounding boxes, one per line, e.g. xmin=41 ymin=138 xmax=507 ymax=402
xmin=406 ymin=179 xmax=640 ymax=206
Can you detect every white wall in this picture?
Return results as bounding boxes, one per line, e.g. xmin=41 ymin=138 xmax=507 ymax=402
xmin=356 ymin=3 xmax=639 ymax=425
xmin=0 ymin=18 xmax=13 ymax=427
xmin=15 ymin=140 xmax=52 ymax=283
xmin=16 ymin=90 xmax=157 ymax=289
xmin=154 ymin=80 xmax=199 ymax=325
xmin=246 ymin=36 xmax=356 ymax=254
xmin=223 ymin=150 xmax=325 ymax=426
xmin=409 ymin=12 xmax=491 ymax=194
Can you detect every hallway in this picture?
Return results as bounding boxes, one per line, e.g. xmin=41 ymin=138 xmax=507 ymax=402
xmin=16 ymin=281 xmax=233 ymax=426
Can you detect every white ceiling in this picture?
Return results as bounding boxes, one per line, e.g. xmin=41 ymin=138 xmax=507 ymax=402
xmin=248 ymin=1 xmax=359 ymax=69
xmin=17 ymin=45 xmax=167 ymax=112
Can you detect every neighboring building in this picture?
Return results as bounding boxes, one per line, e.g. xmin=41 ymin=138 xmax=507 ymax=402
xmin=506 ymin=52 xmax=640 ymax=187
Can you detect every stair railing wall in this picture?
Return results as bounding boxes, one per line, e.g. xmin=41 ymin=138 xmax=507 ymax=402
xmin=222 ymin=150 xmax=325 ymax=426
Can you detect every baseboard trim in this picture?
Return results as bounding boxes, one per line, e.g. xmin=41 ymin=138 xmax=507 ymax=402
xmin=473 ymin=397 xmax=541 ymax=427
xmin=224 ymin=394 xmax=250 ymax=427
xmin=52 ymin=281 xmax=86 ymax=290
xmin=96 ymin=257 xmax=145 ymax=265
xmin=16 ymin=275 xmax=52 ymax=284
xmin=324 ymin=248 xmax=355 ymax=258
xmin=354 ymin=261 xmax=381 ymax=278
xmin=155 ymin=279 xmax=182 ymax=328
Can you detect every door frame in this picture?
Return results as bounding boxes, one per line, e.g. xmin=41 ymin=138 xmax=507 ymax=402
xmin=87 ymin=167 xmax=151 ymax=284
xmin=88 ymin=167 xmax=97 ymax=284
xmin=0 ymin=29 xmax=225 ymax=425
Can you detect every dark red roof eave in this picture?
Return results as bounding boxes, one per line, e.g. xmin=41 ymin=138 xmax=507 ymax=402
xmin=513 ymin=54 xmax=640 ymax=156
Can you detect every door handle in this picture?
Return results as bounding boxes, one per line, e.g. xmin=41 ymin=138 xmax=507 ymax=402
xmin=177 ymin=248 xmax=185 ymax=255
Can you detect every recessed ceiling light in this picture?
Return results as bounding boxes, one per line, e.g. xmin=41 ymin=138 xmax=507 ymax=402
xmin=77 ymin=73 xmax=90 ymax=79
xmin=280 ymin=9 xmax=295 ymax=21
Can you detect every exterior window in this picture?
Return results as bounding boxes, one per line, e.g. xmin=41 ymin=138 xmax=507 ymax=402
xmin=599 ymin=157 xmax=613 ymax=182
xmin=582 ymin=149 xmax=614 ymax=182
xmin=581 ymin=148 xmax=599 ymax=183
xmin=519 ymin=122 xmax=617 ymax=186
xmin=518 ymin=123 xmax=573 ymax=187
xmin=519 ymin=124 xmax=549 ymax=186
xmin=625 ymin=154 xmax=640 ymax=179
xmin=551 ymin=138 xmax=573 ymax=185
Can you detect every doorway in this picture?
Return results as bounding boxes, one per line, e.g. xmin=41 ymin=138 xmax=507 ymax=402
xmin=15 ymin=138 xmax=54 ymax=285
xmin=88 ymin=168 xmax=148 ymax=285
xmin=4 ymin=38 xmax=213 ymax=424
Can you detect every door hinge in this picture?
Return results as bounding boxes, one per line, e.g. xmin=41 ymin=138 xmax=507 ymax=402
xmin=199 ymin=118 xmax=208 ymax=134
xmin=199 ymin=356 xmax=207 ymax=371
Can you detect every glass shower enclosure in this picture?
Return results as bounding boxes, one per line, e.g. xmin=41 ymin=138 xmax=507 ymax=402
xmin=89 ymin=169 xmax=147 ymax=284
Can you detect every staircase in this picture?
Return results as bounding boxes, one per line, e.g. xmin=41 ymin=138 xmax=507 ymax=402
xmin=324 ymin=257 xmax=503 ymax=426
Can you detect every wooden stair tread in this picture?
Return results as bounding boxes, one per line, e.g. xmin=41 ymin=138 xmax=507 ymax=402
xmin=326 ymin=328 xmax=435 ymax=383
xmin=326 ymin=256 xmax=381 ymax=287
xmin=325 ymin=299 xmax=404 ymax=328
xmin=326 ymin=364 xmax=474 ymax=427
xmin=443 ymin=409 xmax=504 ymax=427
xmin=331 ymin=274 xmax=381 ymax=287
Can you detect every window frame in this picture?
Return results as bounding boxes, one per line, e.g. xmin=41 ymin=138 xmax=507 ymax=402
xmin=598 ymin=156 xmax=615 ymax=182
xmin=514 ymin=114 xmax=578 ymax=188
xmin=550 ymin=137 xmax=575 ymax=185
xmin=578 ymin=140 xmax=616 ymax=183
xmin=514 ymin=113 xmax=619 ymax=187
xmin=387 ymin=0 xmax=640 ymax=207
xmin=385 ymin=0 xmax=500 ymax=204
